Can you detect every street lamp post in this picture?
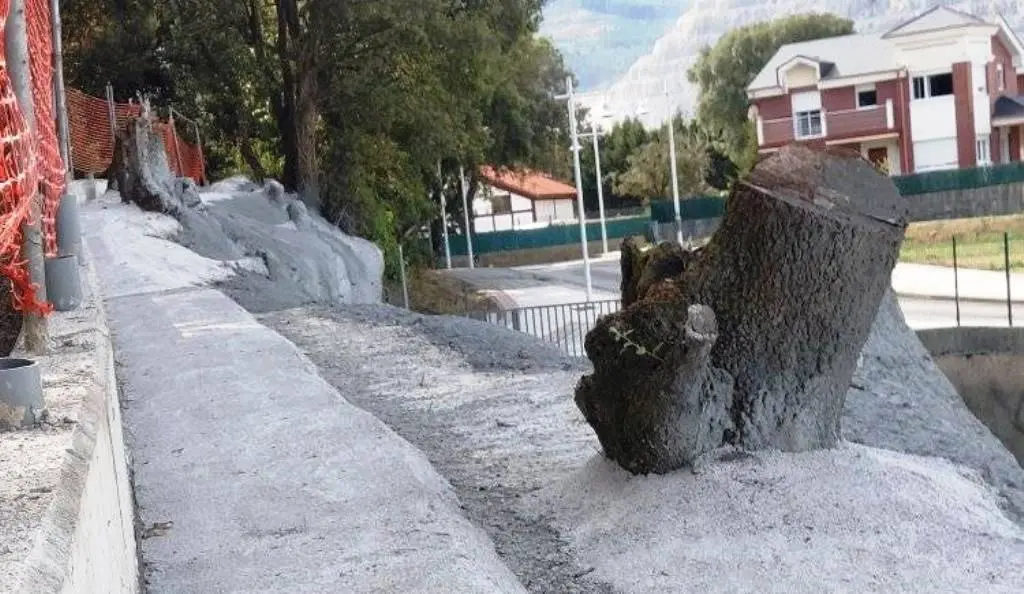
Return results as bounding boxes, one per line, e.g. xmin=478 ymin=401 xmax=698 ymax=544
xmin=437 ymin=160 xmax=452 ymax=269
xmin=591 ymin=126 xmax=608 ymax=255
xmin=665 ymin=81 xmax=683 ymax=246
xmin=578 ymin=125 xmax=609 ymax=256
xmin=555 ymin=75 xmax=594 ymax=302
xmin=459 ymin=165 xmax=475 ymax=269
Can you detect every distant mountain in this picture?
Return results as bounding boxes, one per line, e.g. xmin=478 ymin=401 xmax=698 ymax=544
xmin=539 ymin=1 xmax=691 ymax=91
xmin=577 ymin=0 xmax=1024 ymax=129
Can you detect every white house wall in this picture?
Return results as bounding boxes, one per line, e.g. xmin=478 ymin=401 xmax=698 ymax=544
xmin=510 ymin=194 xmax=532 ymax=212
xmin=909 ymin=95 xmax=957 ymax=142
xmin=966 ymin=34 xmax=992 ymax=136
xmin=554 ymin=199 xmax=576 ymax=221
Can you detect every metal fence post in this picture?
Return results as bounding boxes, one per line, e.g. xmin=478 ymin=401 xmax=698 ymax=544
xmin=398 ymin=243 xmax=410 ymax=310
xmin=1005 ymin=232 xmax=1013 ymax=327
xmin=952 ymin=236 xmax=960 ymax=327
xmin=105 ymin=82 xmax=116 ymax=140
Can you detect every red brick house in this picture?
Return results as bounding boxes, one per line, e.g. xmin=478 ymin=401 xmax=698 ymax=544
xmin=747 ymin=6 xmax=1024 ymax=174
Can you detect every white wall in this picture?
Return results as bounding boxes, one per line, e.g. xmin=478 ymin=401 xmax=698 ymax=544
xmin=474 ymin=186 xmax=540 ymax=233
xmin=909 ymin=94 xmax=957 ymax=141
xmin=535 ymin=198 xmax=576 ymax=223
xmin=914 ymin=138 xmax=959 ymax=171
xmin=785 ymin=64 xmax=818 ymax=88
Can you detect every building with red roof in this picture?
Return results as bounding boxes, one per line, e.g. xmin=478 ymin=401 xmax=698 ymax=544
xmin=474 ymin=166 xmax=578 ymax=233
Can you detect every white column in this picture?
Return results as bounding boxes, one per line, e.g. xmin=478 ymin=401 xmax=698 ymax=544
xmin=756 ymin=116 xmax=765 ymax=146
xmin=885 ymin=98 xmax=894 ymax=129
xmin=820 ymin=108 xmax=829 ymax=137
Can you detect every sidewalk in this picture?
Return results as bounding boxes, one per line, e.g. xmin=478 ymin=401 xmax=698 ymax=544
xmin=891 ymin=263 xmax=1024 ymax=303
xmin=83 ymin=200 xmax=523 ymax=592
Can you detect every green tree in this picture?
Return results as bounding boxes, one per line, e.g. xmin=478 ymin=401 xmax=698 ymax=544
xmin=578 ymin=116 xmax=650 ymax=212
xmin=63 ymin=0 xmax=574 ymax=277
xmin=613 ymin=116 xmax=709 ymax=200
xmin=688 ymin=13 xmax=854 ymax=165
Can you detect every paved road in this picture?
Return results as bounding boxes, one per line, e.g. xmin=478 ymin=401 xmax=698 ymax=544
xmin=449 ymin=258 xmax=1020 ymax=331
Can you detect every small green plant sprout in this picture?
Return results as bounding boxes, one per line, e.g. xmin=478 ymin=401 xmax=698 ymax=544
xmin=608 ymin=325 xmax=664 ymax=361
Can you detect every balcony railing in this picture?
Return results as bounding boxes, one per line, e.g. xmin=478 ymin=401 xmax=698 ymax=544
xmin=758 ymin=100 xmax=895 ymax=147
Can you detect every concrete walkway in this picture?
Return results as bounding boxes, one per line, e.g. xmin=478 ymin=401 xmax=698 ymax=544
xmin=83 ymin=202 xmax=523 ymax=593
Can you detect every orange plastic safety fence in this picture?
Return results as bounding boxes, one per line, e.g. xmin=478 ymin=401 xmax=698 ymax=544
xmin=66 ymin=88 xmax=205 ymax=185
xmin=27 ymin=0 xmax=64 ymax=257
xmin=0 ymin=0 xmax=53 ymax=315
xmin=155 ymin=120 xmax=206 ymax=184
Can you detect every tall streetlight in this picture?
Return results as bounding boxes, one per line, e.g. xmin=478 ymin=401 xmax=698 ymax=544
xmin=578 ymin=98 xmax=648 ymax=257
xmin=577 ymin=121 xmax=609 ymax=255
xmin=664 ymin=81 xmax=683 ymax=246
xmin=555 ymin=75 xmax=594 ymax=301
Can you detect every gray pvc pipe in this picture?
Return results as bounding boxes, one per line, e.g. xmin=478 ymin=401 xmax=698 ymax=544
xmin=0 ymin=358 xmax=43 ymax=429
xmin=45 ymin=254 xmax=82 ymax=312
xmin=56 ymin=192 xmax=84 ymax=264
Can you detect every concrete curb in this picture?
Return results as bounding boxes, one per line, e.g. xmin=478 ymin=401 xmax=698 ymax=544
xmin=14 ymin=246 xmax=139 ymax=594
xmin=894 ymin=292 xmax=1022 ymax=306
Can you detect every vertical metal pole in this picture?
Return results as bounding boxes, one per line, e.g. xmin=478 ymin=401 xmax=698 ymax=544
xmin=592 ymin=127 xmax=608 ymax=255
xmin=168 ymin=107 xmax=185 ymax=177
xmin=952 ymin=236 xmax=961 ymax=327
xmin=191 ymin=120 xmax=206 ymax=185
xmin=666 ymin=82 xmax=683 ymax=246
xmin=1005 ymin=232 xmax=1013 ymax=327
xmin=7 ymin=0 xmax=48 ymax=352
xmin=438 ymin=160 xmax=452 ymax=269
xmin=459 ymin=165 xmax=475 ymax=269
xmin=565 ymin=76 xmax=593 ymax=301
xmin=105 ymin=82 xmax=116 ymax=140
xmin=50 ymin=0 xmax=71 ymax=182
xmin=398 ymin=243 xmax=410 ymax=310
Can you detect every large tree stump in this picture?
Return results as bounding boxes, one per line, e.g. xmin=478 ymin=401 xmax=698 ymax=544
xmin=576 ymin=145 xmax=908 ymax=474
xmin=113 ymin=116 xmax=183 ymax=214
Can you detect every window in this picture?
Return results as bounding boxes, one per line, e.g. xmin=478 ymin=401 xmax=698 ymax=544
xmin=997 ymin=64 xmax=1006 ymax=91
xmin=489 ymin=194 xmax=512 ymax=214
xmin=912 ymin=73 xmax=954 ymax=99
xmin=912 ymin=77 xmax=926 ymax=99
xmin=857 ymin=90 xmax=878 ymax=108
xmin=794 ymin=110 xmax=823 ymax=138
xmin=976 ymin=136 xmax=991 ymax=165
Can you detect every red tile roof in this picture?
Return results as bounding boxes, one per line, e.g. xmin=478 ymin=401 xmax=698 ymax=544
xmin=478 ymin=166 xmax=577 ymax=201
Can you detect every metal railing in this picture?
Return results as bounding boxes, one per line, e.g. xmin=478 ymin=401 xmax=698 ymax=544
xmin=899 ymin=230 xmax=1022 ymax=327
xmin=468 ymin=299 xmax=621 ymax=357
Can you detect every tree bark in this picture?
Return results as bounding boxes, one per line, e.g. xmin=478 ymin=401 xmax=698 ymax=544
xmin=274 ymin=0 xmax=319 ymax=211
xmin=576 ymin=145 xmax=908 ymax=474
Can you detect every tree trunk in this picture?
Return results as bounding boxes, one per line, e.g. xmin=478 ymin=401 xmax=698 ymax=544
xmin=576 ymin=145 xmax=908 ymax=474
xmin=294 ymin=56 xmax=319 ymax=211
xmin=275 ymin=0 xmax=299 ymax=192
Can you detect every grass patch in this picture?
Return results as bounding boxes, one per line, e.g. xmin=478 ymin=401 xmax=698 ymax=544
xmin=384 ymin=269 xmax=495 ymax=315
xmin=899 ymin=215 xmax=1024 ymax=270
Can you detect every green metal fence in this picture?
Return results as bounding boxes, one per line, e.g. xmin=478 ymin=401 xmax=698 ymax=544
xmin=447 ymin=162 xmax=1024 ymax=257
xmin=893 ymin=161 xmax=1024 ymax=196
xmin=649 ymin=196 xmax=726 ymax=224
xmin=449 ymin=216 xmax=650 ymax=256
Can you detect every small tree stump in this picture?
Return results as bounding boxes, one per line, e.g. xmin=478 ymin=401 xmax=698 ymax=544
xmin=576 ymin=145 xmax=908 ymax=474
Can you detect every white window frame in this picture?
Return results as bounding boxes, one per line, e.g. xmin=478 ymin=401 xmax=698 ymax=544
xmin=911 ymin=72 xmax=954 ymax=100
xmin=855 ymin=84 xmax=878 ymax=109
xmin=996 ymin=63 xmax=1006 ymax=91
xmin=976 ymin=135 xmax=992 ymax=165
xmin=793 ymin=110 xmax=824 ymax=139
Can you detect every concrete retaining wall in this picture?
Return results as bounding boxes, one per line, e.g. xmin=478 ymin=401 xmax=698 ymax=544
xmin=917 ymin=327 xmax=1024 ymax=466
xmin=8 ymin=247 xmax=139 ymax=593
xmin=907 ymin=182 xmax=1024 ymax=222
